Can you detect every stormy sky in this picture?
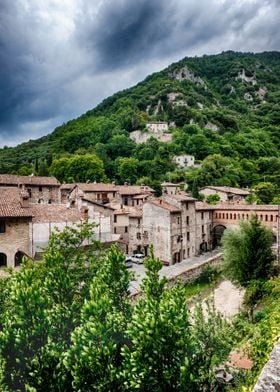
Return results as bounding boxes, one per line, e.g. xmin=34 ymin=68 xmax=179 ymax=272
xmin=0 ymin=0 xmax=279 ymax=146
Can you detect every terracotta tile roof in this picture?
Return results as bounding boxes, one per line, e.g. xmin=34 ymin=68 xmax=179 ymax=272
xmin=195 ymin=202 xmax=216 ymax=210
xmin=132 ymin=193 xmax=151 ymax=199
xmin=60 ymin=183 xmax=76 ymax=190
xmin=147 ymin=199 xmax=181 ymax=213
xmin=31 ymin=204 xmax=83 ymax=223
xmin=200 ymin=186 xmax=250 ymax=196
xmin=76 ymin=183 xmax=118 ymax=192
xmin=128 ymin=207 xmax=143 ymax=218
xmin=118 ymin=185 xmax=154 ymax=195
xmin=0 ymin=188 xmax=33 ymax=218
xmin=0 ymin=174 xmax=60 ymax=186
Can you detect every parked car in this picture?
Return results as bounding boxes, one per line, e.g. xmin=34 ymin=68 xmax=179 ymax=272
xmin=131 ymin=253 xmax=145 ymax=264
xmin=125 ymin=256 xmax=133 ymax=268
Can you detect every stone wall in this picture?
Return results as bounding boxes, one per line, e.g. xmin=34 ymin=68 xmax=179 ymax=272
xmin=253 ymin=342 xmax=280 ymax=391
xmin=130 ymin=253 xmax=222 ymax=301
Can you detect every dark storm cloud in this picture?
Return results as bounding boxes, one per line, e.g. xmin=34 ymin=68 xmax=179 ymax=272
xmin=0 ymin=0 xmax=279 ymax=146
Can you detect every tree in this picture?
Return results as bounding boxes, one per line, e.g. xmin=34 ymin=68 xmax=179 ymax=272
xmin=222 ymin=214 xmax=275 ymax=287
xmin=206 ymin=193 xmax=221 ymax=205
xmin=50 ymin=154 xmax=107 ymax=183
xmin=254 ymin=182 xmax=276 ymax=204
xmin=116 ymin=157 xmax=139 ymax=184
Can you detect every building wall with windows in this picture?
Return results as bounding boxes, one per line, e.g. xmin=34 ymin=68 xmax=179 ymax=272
xmin=0 ymin=218 xmax=31 ymax=268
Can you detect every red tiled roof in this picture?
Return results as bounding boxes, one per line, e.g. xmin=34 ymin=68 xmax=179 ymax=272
xmin=118 ymin=185 xmax=154 ymax=195
xmin=75 ymin=183 xmax=118 ymax=192
xmin=200 ymin=186 xmax=250 ymax=196
xmin=60 ymin=183 xmax=76 ymax=190
xmin=0 ymin=188 xmax=33 ymax=218
xmin=146 ymin=199 xmax=181 ymax=213
xmin=0 ymin=174 xmax=60 ymax=186
xmin=30 ymin=204 xmax=83 ymax=223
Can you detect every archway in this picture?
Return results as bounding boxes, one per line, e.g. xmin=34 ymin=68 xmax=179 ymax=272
xmin=14 ymin=251 xmax=25 ymax=267
xmin=0 ymin=253 xmax=7 ymax=267
xmin=212 ymin=225 xmax=227 ymax=248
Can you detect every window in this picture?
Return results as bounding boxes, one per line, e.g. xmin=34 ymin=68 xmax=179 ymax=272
xmin=202 ymin=225 xmax=205 ymax=234
xmin=234 ymin=214 xmax=236 ymax=220
xmin=39 ymin=186 xmax=42 ymax=192
xmin=187 ymin=232 xmax=190 ymax=241
xmin=260 ymin=214 xmax=263 ymax=221
xmin=114 ymin=215 xmax=117 ymax=223
xmin=186 ymin=202 xmax=189 ymax=210
xmin=97 ymin=193 xmax=100 ymax=200
xmin=124 ymin=197 xmax=128 ymax=206
xmin=27 ymin=188 xmax=32 ymax=197
xmin=138 ymin=218 xmax=141 ymax=226
xmin=222 ymin=213 xmax=225 ymax=219
xmin=186 ymin=216 xmax=189 ymax=225
xmin=230 ymin=213 xmax=232 ymax=219
xmin=265 ymin=215 xmax=268 ymax=222
xmin=201 ymin=212 xmax=204 ymax=219
xmin=219 ymin=213 xmax=221 ymax=219
xmin=238 ymin=214 xmax=240 ymax=220
xmin=137 ymin=232 xmax=141 ymax=240
xmin=0 ymin=253 xmax=7 ymax=267
xmin=271 ymin=215 xmax=274 ymax=222
xmin=114 ymin=227 xmax=117 ymax=234
xmin=125 ymin=226 xmax=128 ymax=233
xmin=226 ymin=213 xmax=228 ymax=219
xmin=0 ymin=221 xmax=5 ymax=234
xmin=177 ymin=217 xmax=180 ymax=225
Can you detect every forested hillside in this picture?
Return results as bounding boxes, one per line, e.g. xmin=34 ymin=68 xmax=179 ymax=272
xmin=1 ymin=51 xmax=279 ymax=196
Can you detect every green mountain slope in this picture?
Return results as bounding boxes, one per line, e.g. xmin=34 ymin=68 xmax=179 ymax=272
xmin=0 ymin=51 xmax=279 ymax=193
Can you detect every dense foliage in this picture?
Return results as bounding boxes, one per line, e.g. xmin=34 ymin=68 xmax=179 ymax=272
xmin=222 ymin=214 xmax=275 ymax=287
xmin=0 ymin=51 xmax=279 ymax=197
xmin=0 ymin=224 xmax=237 ymax=391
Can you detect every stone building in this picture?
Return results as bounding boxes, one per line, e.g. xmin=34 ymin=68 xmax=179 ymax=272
xmin=161 ymin=182 xmax=182 ymax=195
xmin=0 ymin=174 xmax=60 ymax=204
xmin=141 ymin=193 xmax=197 ymax=265
xmin=195 ymin=204 xmax=213 ymax=253
xmin=68 ymin=183 xmax=118 ymax=205
xmin=117 ymin=185 xmax=154 ymax=207
xmin=146 ymin=121 xmax=169 ymax=132
xmin=200 ymin=186 xmax=250 ymax=203
xmin=173 ymin=154 xmax=195 ymax=168
xmin=0 ymin=188 xmax=33 ymax=267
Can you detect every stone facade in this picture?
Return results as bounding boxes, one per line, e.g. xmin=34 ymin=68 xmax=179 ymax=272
xmin=0 ymin=174 xmax=60 ymax=204
xmin=200 ymin=186 xmax=250 ymax=202
xmin=173 ymin=154 xmax=195 ymax=168
xmin=146 ymin=121 xmax=169 ymax=132
xmin=0 ymin=218 xmax=31 ymax=267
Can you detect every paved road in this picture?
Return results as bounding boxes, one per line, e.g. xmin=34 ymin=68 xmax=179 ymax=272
xmin=129 ymin=249 xmax=222 ymax=295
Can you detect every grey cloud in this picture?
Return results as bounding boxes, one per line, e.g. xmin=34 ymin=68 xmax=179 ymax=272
xmin=0 ymin=0 xmax=279 ymax=146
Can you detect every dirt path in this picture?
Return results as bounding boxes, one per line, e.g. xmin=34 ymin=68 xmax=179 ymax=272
xmin=213 ymin=280 xmax=245 ymax=319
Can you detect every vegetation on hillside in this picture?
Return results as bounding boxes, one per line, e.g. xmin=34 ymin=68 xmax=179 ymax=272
xmin=0 ymin=51 xmax=279 ymax=199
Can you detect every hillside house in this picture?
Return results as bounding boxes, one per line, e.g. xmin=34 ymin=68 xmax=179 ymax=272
xmin=173 ymin=154 xmax=195 ymax=168
xmin=200 ymin=186 xmax=250 ymax=203
xmin=146 ymin=121 xmax=169 ymax=132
